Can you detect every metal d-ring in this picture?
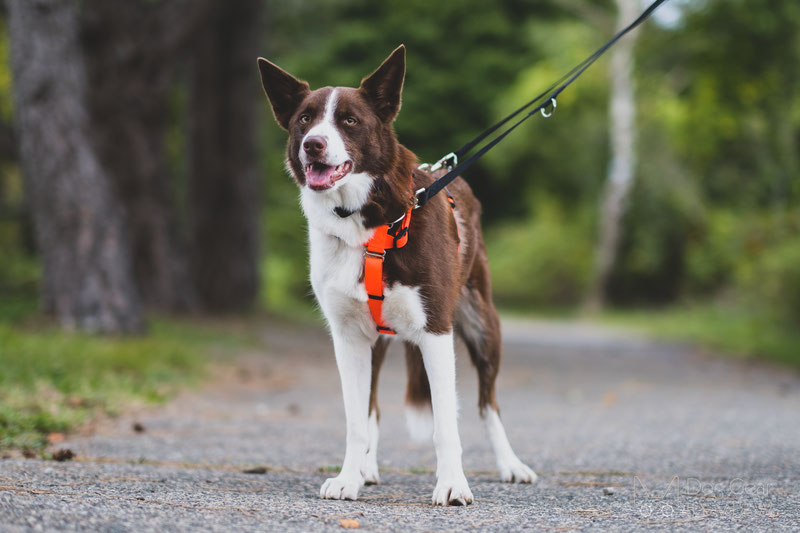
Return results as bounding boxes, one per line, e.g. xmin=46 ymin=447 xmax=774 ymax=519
xmin=386 ymin=211 xmax=407 ymax=228
xmin=540 ymin=97 xmax=557 ymax=118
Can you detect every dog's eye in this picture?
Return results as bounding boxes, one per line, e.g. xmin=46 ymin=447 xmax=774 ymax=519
xmin=344 ymin=117 xmax=357 ymax=126
xmin=299 ymin=114 xmax=310 ymax=124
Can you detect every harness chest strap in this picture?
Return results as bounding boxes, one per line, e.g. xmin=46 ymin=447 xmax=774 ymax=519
xmin=364 ymin=207 xmax=412 ymax=335
xmin=363 ymin=191 xmax=459 ymax=335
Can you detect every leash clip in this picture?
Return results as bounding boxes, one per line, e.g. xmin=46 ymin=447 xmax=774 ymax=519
xmin=540 ymin=97 xmax=557 ymax=118
xmin=430 ymin=152 xmax=458 ymax=172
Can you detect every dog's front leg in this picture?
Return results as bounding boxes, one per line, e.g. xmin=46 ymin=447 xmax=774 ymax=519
xmin=419 ymin=332 xmax=473 ymax=506
xmin=320 ymin=329 xmax=372 ymax=500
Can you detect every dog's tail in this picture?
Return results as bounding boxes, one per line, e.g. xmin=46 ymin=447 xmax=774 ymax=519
xmin=403 ymin=342 xmax=433 ymax=442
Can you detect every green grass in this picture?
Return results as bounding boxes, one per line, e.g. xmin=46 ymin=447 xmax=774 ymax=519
xmin=0 ymin=295 xmax=38 ymax=323
xmin=598 ymin=304 xmax=800 ymax=369
xmin=0 ymin=304 xmax=253 ymax=453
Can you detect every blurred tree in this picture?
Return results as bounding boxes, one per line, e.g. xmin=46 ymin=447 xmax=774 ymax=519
xmin=187 ymin=0 xmax=263 ymax=312
xmin=0 ymin=120 xmax=13 ymax=209
xmin=678 ymin=0 xmax=800 ymax=208
xmin=80 ymin=0 xmax=212 ymax=312
xmin=4 ymin=0 xmax=264 ymax=331
xmin=6 ymin=0 xmax=142 ymax=332
xmin=0 ymin=121 xmax=11 ymax=163
xmin=604 ymin=0 xmax=800 ymax=304
xmin=587 ymin=0 xmax=640 ymax=310
xmin=80 ymin=0 xmax=263 ymax=313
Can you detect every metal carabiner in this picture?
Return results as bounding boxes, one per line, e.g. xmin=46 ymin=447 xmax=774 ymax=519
xmin=540 ymin=97 xmax=557 ymax=118
xmin=429 ymin=152 xmax=458 ymax=172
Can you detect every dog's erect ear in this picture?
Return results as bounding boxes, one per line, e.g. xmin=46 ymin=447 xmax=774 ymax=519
xmin=258 ymin=58 xmax=311 ymax=130
xmin=359 ymin=45 xmax=406 ymax=123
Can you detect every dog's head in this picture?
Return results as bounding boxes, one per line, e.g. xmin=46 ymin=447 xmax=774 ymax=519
xmin=258 ymin=46 xmax=406 ymax=193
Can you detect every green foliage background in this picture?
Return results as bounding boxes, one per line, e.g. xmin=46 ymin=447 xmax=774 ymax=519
xmin=1 ymin=0 xmax=798 ymax=364
xmin=260 ymin=0 xmax=799 ymax=330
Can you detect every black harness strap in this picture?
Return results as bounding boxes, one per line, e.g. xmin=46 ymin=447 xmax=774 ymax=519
xmin=415 ymin=0 xmax=669 ymax=209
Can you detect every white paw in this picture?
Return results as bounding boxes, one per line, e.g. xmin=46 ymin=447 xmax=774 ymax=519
xmin=320 ymin=472 xmax=363 ymax=500
xmin=499 ymin=457 xmax=537 ymax=484
xmin=432 ymin=474 xmax=473 ymax=506
xmin=362 ymin=458 xmax=380 ymax=485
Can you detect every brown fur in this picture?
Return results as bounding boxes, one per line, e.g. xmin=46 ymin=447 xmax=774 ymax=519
xmin=258 ymin=46 xmax=504 ymax=420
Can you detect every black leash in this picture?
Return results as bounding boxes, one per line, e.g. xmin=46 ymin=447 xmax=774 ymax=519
xmin=414 ymin=0 xmax=669 ymax=209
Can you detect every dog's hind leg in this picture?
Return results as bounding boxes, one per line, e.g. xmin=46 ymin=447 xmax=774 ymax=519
xmin=455 ymin=276 xmax=537 ymax=484
xmin=403 ymin=342 xmax=433 ymax=442
xmin=364 ymin=337 xmax=389 ymax=485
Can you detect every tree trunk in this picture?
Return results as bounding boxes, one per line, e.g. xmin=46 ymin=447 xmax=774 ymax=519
xmin=586 ymin=0 xmax=639 ymax=311
xmin=6 ymin=0 xmax=142 ymax=332
xmin=187 ymin=0 xmax=263 ymax=312
xmin=79 ymin=0 xmax=212 ymax=312
xmin=0 ymin=122 xmax=13 ymax=205
xmin=0 ymin=122 xmax=14 ymax=162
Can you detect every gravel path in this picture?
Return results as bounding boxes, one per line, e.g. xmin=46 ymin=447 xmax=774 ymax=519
xmin=2 ymin=317 xmax=799 ymax=531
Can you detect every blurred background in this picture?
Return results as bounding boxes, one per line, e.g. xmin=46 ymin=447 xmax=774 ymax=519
xmin=0 ymin=0 xmax=798 ymax=449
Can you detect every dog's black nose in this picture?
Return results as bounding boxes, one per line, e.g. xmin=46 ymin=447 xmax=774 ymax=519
xmin=303 ymin=136 xmax=327 ymax=156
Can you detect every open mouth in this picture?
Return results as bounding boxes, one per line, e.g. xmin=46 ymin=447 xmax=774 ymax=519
xmin=305 ymin=161 xmax=352 ymax=191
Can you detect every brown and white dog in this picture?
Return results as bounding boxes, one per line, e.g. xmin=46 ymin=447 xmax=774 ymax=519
xmin=258 ymin=45 xmax=535 ymax=506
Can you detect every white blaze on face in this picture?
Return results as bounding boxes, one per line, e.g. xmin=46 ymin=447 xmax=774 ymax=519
xmin=300 ymin=88 xmax=354 ymax=191
xmin=300 ymin=88 xmax=349 ymax=167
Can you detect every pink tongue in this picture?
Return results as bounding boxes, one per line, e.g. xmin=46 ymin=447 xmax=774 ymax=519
xmin=307 ymin=164 xmax=335 ymax=187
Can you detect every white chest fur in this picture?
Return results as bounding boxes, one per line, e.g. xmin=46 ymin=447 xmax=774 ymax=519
xmin=307 ymin=225 xmax=372 ymax=333
xmin=301 ymin=179 xmax=428 ymax=342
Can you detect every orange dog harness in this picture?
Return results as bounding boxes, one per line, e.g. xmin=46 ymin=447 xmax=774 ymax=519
xmin=364 ymin=207 xmax=412 ymax=335
xmin=363 ymin=190 xmax=458 ymax=335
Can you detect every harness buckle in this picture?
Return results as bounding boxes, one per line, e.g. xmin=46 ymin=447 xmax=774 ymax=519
xmin=430 ymin=152 xmax=458 ymax=172
xmin=365 ymin=249 xmax=386 ymax=259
